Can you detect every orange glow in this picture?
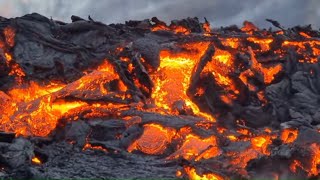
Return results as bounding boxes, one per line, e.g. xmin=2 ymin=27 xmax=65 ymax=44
xmin=241 ymin=21 xmax=258 ymax=33
xmin=257 ymin=91 xmax=267 ymax=104
xmin=310 ymin=143 xmax=320 ymax=176
xmin=264 ymin=127 xmax=272 ymax=133
xmin=221 ymin=38 xmax=240 ymax=49
xmin=240 ymin=47 xmax=282 ymax=85
xmin=213 ymin=49 xmax=233 ymax=65
xmin=227 ymin=135 xmax=238 ymax=141
xmin=0 ymin=39 xmax=4 ymax=49
xmin=7 ymin=81 xmax=64 ymax=102
xmin=299 ymin=32 xmax=311 ymax=38
xmin=0 ymin=59 xmax=126 ymax=136
xmin=282 ymin=40 xmax=320 ymax=63
xmin=217 ymin=127 xmax=226 ymax=134
xmin=251 ymin=136 xmax=267 ymax=148
xmin=4 ymin=53 xmax=12 ymax=62
xmin=251 ymin=135 xmax=272 ymax=155
xmin=2 ymin=27 xmax=26 ymax=79
xmin=171 ymin=25 xmax=191 ymax=35
xmin=247 ymin=37 xmax=273 ymax=51
xmin=230 ymin=149 xmax=259 ymax=169
xmin=176 ymin=170 xmax=182 ymax=177
xmin=237 ymin=128 xmax=250 ymax=136
xmin=202 ymin=21 xmax=211 ymax=33
xmin=152 ymin=52 xmax=198 ymax=110
xmin=290 ymin=160 xmax=304 ymax=174
xmin=83 ymin=143 xmax=108 ymax=152
xmin=51 ymin=100 xmax=87 ymax=115
xmin=168 ymin=134 xmax=219 ymax=160
xmin=151 ymin=23 xmax=190 ymax=35
xmin=184 ymin=166 xmax=224 ymax=180
xmin=289 ymin=144 xmax=320 ymax=177
xmin=96 ymin=60 xmax=116 ymax=74
xmin=220 ymin=94 xmax=233 ymax=105
xmin=203 ymin=48 xmax=239 ymax=103
xmin=128 ymin=124 xmax=176 ymax=155
xmin=13 ymin=98 xmax=86 ymax=136
xmin=251 ymin=47 xmax=282 ymax=84
xmin=0 ymin=82 xmax=65 ymax=136
xmin=3 ymin=52 xmax=25 ymax=78
xmin=8 ymin=63 xmax=26 ymax=77
xmin=151 ymin=25 xmax=170 ymax=32
xmin=195 ymin=87 xmax=205 ymax=96
xmin=32 ymin=157 xmax=41 ymax=164
xmin=4 ymin=27 xmax=15 ymax=47
xmin=151 ymin=42 xmax=215 ymax=121
xmin=280 ymin=129 xmax=298 ymax=143
xmin=276 ymin=31 xmax=284 ymax=35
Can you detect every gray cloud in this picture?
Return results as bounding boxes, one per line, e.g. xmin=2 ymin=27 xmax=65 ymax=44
xmin=0 ymin=0 xmax=319 ymax=28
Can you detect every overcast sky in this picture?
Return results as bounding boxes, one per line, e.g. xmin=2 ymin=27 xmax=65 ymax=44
xmin=0 ymin=0 xmax=319 ymax=28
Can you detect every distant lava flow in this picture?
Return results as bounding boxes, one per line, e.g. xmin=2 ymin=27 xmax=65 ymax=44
xmin=0 ymin=16 xmax=320 ymax=179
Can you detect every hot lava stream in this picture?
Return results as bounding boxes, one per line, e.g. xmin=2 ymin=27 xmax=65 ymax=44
xmin=0 ymin=14 xmax=319 ymax=179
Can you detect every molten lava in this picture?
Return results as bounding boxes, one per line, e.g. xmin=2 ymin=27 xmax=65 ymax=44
xmin=281 ymin=128 xmax=298 ymax=144
xmin=0 ymin=17 xmax=319 ymax=179
xmin=168 ymin=133 xmax=219 ymax=160
xmin=151 ymin=42 xmax=215 ymax=120
xmin=31 ymin=157 xmax=41 ymax=164
xmin=184 ymin=166 xmax=224 ymax=180
xmin=128 ymin=123 xmax=176 ymax=155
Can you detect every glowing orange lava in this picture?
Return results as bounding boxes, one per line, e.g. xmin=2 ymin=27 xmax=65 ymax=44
xmin=31 ymin=157 xmax=41 ymax=164
xmin=281 ymin=129 xmax=298 ymax=144
xmin=168 ymin=133 xmax=219 ymax=160
xmin=151 ymin=42 xmax=215 ymax=121
xmin=128 ymin=123 xmax=176 ymax=155
xmin=184 ymin=166 xmax=224 ymax=180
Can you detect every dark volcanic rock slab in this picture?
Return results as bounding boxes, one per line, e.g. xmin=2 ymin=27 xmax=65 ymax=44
xmin=15 ymin=142 xmax=178 ymax=179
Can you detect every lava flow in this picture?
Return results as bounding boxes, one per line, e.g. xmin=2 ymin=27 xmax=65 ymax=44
xmin=0 ymin=14 xmax=319 ymax=179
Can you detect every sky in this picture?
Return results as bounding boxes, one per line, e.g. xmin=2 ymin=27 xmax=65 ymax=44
xmin=0 ymin=0 xmax=319 ymax=29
